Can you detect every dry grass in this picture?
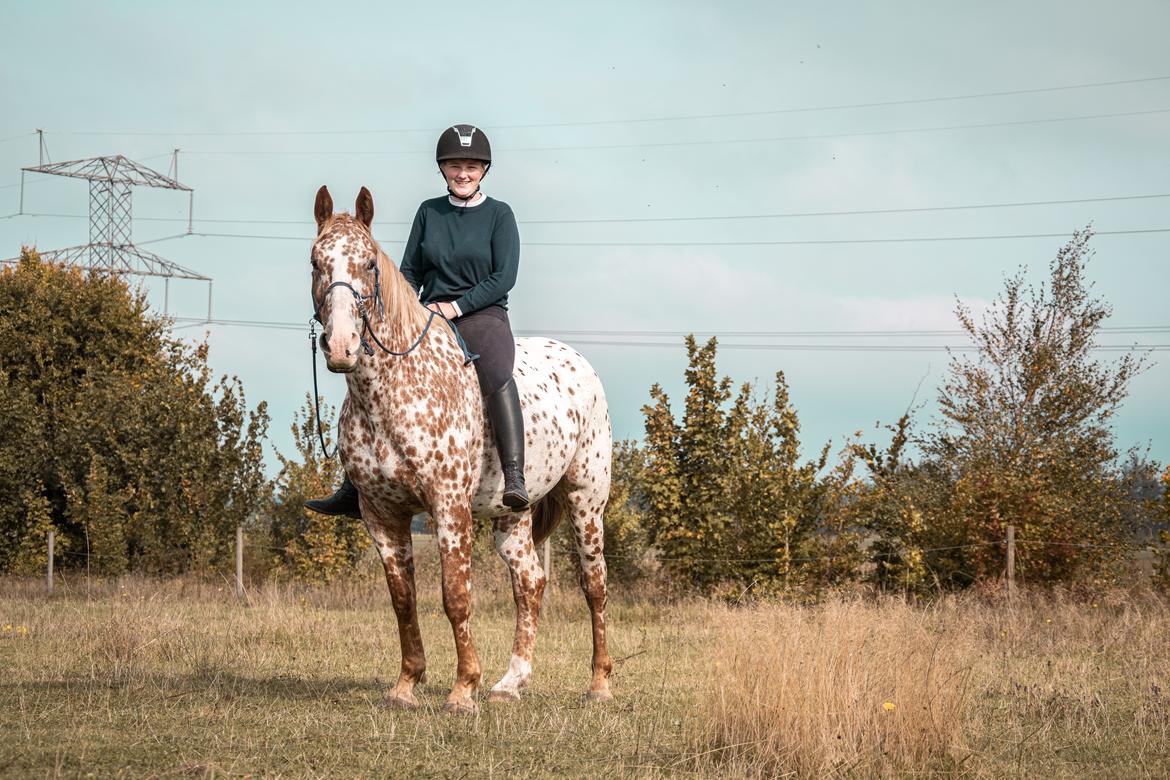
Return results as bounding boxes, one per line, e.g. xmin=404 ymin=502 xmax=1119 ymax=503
xmin=692 ymin=591 xmax=1170 ymax=778
xmin=693 ymin=598 xmax=974 ymax=776
xmin=2 ymin=543 xmax=1168 ymax=778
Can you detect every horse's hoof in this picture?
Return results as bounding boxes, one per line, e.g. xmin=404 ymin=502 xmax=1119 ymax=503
xmin=442 ymin=697 xmax=479 ymax=716
xmin=584 ymin=688 xmax=614 ymax=703
xmin=383 ymin=690 xmax=420 ymax=710
xmin=488 ymin=688 xmax=521 ymax=703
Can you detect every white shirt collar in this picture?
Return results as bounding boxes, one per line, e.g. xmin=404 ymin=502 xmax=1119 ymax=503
xmin=448 ymin=192 xmax=487 ymax=208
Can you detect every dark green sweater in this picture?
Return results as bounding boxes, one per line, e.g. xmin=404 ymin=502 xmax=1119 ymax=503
xmin=398 ymin=196 xmax=520 ymax=315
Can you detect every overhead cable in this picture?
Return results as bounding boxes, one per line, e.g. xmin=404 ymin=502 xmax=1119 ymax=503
xmin=176 ymin=107 xmax=1170 ymax=155
xmin=9 ymin=191 xmax=1170 ymax=227
xmin=44 ymin=73 xmax=1170 ymax=136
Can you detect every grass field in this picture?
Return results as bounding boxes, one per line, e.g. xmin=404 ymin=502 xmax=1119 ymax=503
xmin=2 ymin=538 xmax=1168 ymax=778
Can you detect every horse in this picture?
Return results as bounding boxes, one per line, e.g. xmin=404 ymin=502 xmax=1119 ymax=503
xmin=309 ymin=185 xmax=613 ymax=714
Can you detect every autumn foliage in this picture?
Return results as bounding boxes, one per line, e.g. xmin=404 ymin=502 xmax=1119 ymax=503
xmin=636 ymin=230 xmax=1163 ymax=594
xmin=0 ymin=249 xmax=269 ymax=575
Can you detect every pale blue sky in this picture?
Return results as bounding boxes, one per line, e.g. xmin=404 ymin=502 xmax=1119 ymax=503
xmin=2 ymin=0 xmax=1168 ymax=472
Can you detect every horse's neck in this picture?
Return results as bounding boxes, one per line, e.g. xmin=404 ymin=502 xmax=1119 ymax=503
xmin=346 ymin=309 xmax=465 ymax=414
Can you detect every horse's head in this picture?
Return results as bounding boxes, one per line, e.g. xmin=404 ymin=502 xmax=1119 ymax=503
xmin=311 ymin=185 xmax=381 ymax=373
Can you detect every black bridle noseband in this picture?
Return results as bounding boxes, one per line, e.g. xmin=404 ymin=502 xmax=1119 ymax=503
xmin=308 ymin=259 xmax=478 ymax=458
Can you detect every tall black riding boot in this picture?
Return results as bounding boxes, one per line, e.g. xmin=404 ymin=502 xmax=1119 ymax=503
xmin=486 ymin=377 xmax=530 ymax=510
xmin=304 ymin=475 xmax=362 ymax=519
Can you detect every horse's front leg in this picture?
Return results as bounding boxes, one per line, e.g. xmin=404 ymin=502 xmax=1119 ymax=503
xmin=367 ymin=519 xmax=427 ymax=709
xmin=434 ymin=501 xmax=481 ymax=715
xmin=488 ymin=509 xmax=546 ymax=703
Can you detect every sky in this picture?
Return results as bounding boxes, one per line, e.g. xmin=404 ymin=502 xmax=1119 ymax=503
xmin=2 ymin=0 xmax=1168 ymax=475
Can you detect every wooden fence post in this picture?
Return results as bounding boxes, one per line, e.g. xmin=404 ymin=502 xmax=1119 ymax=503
xmin=543 ymin=537 xmax=551 ymax=586
xmin=46 ymin=530 xmax=54 ymax=595
xmin=235 ymin=526 xmax=244 ymax=598
xmin=1006 ymin=525 xmax=1016 ymax=601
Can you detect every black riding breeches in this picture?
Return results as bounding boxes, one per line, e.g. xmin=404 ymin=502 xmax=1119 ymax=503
xmin=451 ymin=305 xmax=515 ymax=396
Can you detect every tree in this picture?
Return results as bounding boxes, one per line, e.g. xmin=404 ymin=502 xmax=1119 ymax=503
xmin=0 ymin=249 xmax=270 ymax=574
xmin=642 ymin=336 xmax=845 ymax=593
xmin=599 ymin=439 xmax=652 ymax=581
xmin=928 ymin=229 xmax=1146 ymax=585
xmin=269 ymin=395 xmax=369 ymax=582
xmin=643 ymin=337 xmax=733 ymax=587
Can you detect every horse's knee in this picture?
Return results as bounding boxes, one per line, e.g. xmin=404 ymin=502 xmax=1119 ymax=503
xmin=578 ymin=561 xmax=608 ymax=605
xmin=441 ymin=582 xmax=472 ymax=625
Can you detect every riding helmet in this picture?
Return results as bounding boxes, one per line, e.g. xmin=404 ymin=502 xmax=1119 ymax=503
xmin=436 ymin=124 xmax=492 ymax=164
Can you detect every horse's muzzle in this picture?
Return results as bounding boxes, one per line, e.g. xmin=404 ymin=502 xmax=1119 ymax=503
xmin=321 ymin=333 xmax=359 ymax=373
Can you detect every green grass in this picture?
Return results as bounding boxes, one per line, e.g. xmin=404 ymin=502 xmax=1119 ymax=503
xmin=2 ymin=540 xmax=1169 ymax=778
xmin=0 ymin=543 xmax=704 ymax=778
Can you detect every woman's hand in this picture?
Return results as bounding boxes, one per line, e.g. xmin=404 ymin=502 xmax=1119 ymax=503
xmin=426 ymin=301 xmax=459 ymax=319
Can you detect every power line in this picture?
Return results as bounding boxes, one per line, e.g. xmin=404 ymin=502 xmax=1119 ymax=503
xmin=177 ymin=227 xmax=1170 ymax=246
xmin=0 ymin=132 xmax=36 ymax=144
xmin=167 ymin=316 xmax=1170 ymax=342
xmin=166 ymin=321 xmax=1170 ymax=353
xmin=43 ymin=74 xmax=1170 ymax=136
xmin=178 ymin=107 xmax=1170 ymax=156
xmin=552 ymin=339 xmax=1169 ymax=353
xmin=9 ymin=191 xmax=1170 ymax=227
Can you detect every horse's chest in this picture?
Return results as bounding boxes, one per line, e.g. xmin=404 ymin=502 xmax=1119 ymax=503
xmin=340 ymin=387 xmax=481 ymax=506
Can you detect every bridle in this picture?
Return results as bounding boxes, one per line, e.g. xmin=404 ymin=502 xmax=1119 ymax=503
xmin=312 ymin=261 xmax=386 ymax=358
xmin=308 ymin=246 xmax=478 ymax=458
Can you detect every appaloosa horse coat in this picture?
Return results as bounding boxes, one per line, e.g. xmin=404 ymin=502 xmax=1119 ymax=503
xmin=310 ymin=186 xmax=613 ymax=714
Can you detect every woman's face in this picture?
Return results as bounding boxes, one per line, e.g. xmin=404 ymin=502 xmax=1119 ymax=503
xmin=440 ymin=159 xmax=486 ymax=199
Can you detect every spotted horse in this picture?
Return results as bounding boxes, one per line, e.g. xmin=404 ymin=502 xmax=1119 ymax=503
xmin=309 ymin=186 xmax=613 ymax=714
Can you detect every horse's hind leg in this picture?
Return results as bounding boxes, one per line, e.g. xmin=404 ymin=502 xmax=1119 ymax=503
xmin=564 ymin=480 xmax=614 ymax=701
xmin=488 ymin=508 xmax=546 ymax=703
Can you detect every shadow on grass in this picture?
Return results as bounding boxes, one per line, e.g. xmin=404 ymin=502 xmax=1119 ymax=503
xmin=3 ymin=671 xmax=379 ymax=702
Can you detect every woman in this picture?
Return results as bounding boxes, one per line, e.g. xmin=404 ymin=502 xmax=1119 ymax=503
xmin=306 ymin=124 xmax=529 ymax=518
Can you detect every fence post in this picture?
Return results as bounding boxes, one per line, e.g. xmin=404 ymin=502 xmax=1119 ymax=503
xmin=543 ymin=537 xmax=551 ymax=586
xmin=1006 ymin=525 xmax=1016 ymax=601
xmin=47 ymin=530 xmax=54 ymax=595
xmin=235 ymin=525 xmax=244 ymax=598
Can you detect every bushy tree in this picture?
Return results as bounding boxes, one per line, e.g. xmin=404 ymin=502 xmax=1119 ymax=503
xmin=927 ymin=229 xmax=1147 ymax=586
xmin=643 ymin=337 xmax=732 ymax=586
xmin=0 ymin=249 xmax=270 ymax=574
xmin=642 ymin=336 xmax=847 ymax=593
xmin=269 ymin=395 xmax=369 ymax=582
xmin=599 ymin=439 xmax=652 ymax=581
xmin=1152 ymin=465 xmax=1170 ymax=592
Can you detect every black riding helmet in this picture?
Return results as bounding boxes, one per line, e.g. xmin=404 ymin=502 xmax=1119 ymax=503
xmin=437 ymin=124 xmax=491 ymax=202
xmin=436 ymin=124 xmax=492 ymax=165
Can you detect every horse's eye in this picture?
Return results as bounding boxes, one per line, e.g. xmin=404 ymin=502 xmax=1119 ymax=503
xmin=367 ymin=260 xmax=376 ymax=270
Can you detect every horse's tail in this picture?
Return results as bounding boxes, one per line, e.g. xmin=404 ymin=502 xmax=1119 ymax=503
xmin=530 ymin=489 xmax=566 ymax=546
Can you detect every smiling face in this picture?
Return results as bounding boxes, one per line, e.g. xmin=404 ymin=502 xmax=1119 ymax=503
xmin=440 ymin=158 xmax=487 ymax=199
xmin=312 ymin=186 xmax=378 ymax=373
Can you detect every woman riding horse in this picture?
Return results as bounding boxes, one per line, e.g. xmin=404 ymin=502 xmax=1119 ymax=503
xmin=307 ymin=124 xmax=529 ymax=516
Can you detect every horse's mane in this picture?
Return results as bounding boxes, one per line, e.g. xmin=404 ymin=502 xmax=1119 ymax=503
xmin=321 ymin=213 xmax=430 ymax=336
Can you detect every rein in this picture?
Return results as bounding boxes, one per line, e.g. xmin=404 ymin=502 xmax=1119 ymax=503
xmin=308 ymin=261 xmax=479 ymax=459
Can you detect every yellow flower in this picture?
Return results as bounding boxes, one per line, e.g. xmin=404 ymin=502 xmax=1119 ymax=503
xmin=882 ymin=701 xmax=896 ymax=712
xmin=1045 ymin=618 xmax=1052 ymax=624
xmin=2 ymin=624 xmax=11 ymax=633
xmin=16 ymin=626 xmax=28 ymax=636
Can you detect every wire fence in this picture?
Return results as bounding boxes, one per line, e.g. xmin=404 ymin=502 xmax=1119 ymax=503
xmin=37 ymin=524 xmax=1166 ymax=600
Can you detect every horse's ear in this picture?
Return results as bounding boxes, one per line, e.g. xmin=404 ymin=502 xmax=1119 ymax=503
xmin=314 ymin=186 xmax=333 ymax=232
xmin=355 ymin=186 xmax=374 ymax=230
